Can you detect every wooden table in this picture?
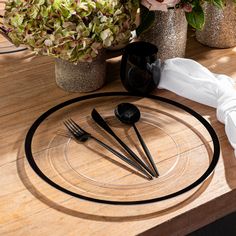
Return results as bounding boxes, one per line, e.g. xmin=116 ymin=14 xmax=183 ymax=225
xmin=1 ymin=32 xmax=236 ymax=236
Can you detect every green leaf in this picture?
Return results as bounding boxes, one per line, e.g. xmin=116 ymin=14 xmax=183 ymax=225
xmin=207 ymin=0 xmax=225 ymax=8
xmin=61 ymin=7 xmax=71 ymax=18
xmin=11 ymin=14 xmax=24 ymax=27
xmin=185 ymin=4 xmax=205 ymax=30
xmin=40 ymin=6 xmax=49 ymax=18
xmin=35 ymin=0 xmax=45 ymax=6
xmin=29 ymin=5 xmax=40 ymax=19
xmin=53 ymin=0 xmax=62 ymax=10
xmin=136 ymin=5 xmax=155 ymax=37
xmin=214 ymin=0 xmax=225 ymax=8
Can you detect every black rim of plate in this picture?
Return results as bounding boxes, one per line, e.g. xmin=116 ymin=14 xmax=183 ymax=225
xmin=0 ymin=46 xmax=27 ymax=54
xmin=0 ymin=41 xmax=27 ymax=54
xmin=24 ymin=92 xmax=220 ymax=205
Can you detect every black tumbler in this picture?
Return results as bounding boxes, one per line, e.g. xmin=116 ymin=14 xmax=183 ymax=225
xmin=120 ymin=41 xmax=161 ymax=94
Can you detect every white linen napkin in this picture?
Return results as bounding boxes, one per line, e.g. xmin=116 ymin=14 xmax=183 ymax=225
xmin=157 ymin=58 xmax=236 ymax=156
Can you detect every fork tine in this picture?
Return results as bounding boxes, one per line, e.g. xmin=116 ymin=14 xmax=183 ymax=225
xmin=64 ymin=120 xmax=77 ymax=135
xmin=63 ymin=121 xmax=73 ymax=133
xmin=69 ymin=118 xmax=87 ymax=134
xmin=68 ymin=118 xmax=81 ymax=132
xmin=65 ymin=119 xmax=84 ymax=136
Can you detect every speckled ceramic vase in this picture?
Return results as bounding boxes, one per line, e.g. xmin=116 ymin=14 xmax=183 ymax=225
xmin=139 ymin=9 xmax=188 ymax=61
xmin=55 ymin=51 xmax=107 ymax=92
xmin=196 ymin=0 xmax=236 ymax=48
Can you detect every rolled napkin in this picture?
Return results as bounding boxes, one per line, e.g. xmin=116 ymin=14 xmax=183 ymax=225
xmin=157 ymin=58 xmax=236 ymax=156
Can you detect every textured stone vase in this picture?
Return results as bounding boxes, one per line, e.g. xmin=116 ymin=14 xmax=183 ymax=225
xmin=55 ymin=51 xmax=107 ymax=92
xmin=139 ymin=9 xmax=188 ymax=61
xmin=196 ymin=0 xmax=236 ymax=48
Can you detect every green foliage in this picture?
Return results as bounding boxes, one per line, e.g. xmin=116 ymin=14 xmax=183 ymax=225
xmin=185 ymin=1 xmax=205 ymax=30
xmin=136 ymin=5 xmax=155 ymax=36
xmin=206 ymin=0 xmax=225 ymax=8
xmin=138 ymin=0 xmax=227 ymax=33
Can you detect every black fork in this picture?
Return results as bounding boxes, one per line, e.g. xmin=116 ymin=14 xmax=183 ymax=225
xmin=63 ymin=118 xmax=153 ymax=180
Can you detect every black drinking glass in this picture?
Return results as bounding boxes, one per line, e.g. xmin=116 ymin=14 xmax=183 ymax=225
xmin=120 ymin=41 xmax=161 ymax=94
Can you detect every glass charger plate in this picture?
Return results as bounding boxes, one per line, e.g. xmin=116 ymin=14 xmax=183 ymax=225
xmin=0 ymin=37 xmax=27 ymax=54
xmin=25 ymin=92 xmax=220 ymax=205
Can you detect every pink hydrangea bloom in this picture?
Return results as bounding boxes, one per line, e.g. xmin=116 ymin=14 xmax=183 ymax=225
xmin=141 ymin=0 xmax=181 ymax=11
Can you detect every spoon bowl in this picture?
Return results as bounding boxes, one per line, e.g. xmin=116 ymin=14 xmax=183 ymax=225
xmin=115 ymin=103 xmax=141 ymax=125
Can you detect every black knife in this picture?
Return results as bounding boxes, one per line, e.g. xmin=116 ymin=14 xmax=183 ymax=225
xmin=91 ymin=108 xmax=155 ymax=177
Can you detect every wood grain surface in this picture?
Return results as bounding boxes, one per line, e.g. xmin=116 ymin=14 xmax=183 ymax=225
xmin=1 ymin=29 xmax=236 ymax=236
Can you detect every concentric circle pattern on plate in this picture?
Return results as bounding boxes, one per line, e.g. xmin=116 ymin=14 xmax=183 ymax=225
xmin=25 ymin=92 xmax=220 ymax=205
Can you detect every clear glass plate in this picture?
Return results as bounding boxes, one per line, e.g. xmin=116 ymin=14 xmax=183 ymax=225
xmin=27 ymin=94 xmax=218 ymax=204
xmin=0 ymin=37 xmax=27 ymax=54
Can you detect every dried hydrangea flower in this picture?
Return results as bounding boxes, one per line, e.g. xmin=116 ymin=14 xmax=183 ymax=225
xmin=3 ymin=0 xmax=139 ymax=63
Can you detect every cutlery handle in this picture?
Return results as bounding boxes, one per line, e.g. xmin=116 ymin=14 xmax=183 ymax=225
xmin=91 ymin=109 xmax=155 ymax=177
xmin=133 ymin=124 xmax=159 ymax=177
xmin=91 ymin=136 xmax=152 ymax=180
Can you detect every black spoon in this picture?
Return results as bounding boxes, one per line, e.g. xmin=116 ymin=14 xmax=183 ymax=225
xmin=115 ymin=103 xmax=159 ymax=177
